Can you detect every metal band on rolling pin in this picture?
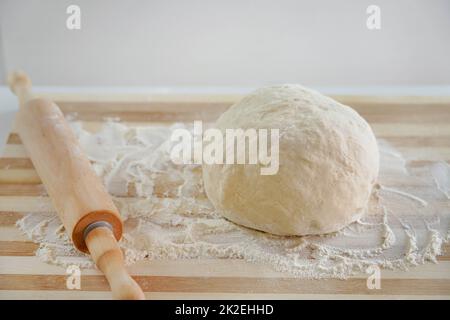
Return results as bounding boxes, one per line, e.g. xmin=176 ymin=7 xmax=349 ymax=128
xmin=83 ymin=221 xmax=114 ymax=241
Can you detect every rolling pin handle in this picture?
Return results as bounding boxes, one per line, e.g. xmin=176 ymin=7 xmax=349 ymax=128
xmin=84 ymin=222 xmax=145 ymax=300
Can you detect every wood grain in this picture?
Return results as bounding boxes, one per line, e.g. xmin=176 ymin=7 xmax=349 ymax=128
xmin=0 ymin=94 xmax=449 ymax=299
xmin=1 ymin=274 xmax=450 ymax=295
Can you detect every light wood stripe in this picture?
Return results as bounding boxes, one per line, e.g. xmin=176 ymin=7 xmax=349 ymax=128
xmin=3 ymin=136 xmax=450 ymax=160
xmin=51 ymin=98 xmax=450 ymax=124
xmin=0 ymin=169 xmax=41 ymax=184
xmin=0 ymin=196 xmax=54 ymax=212
xmin=8 ymin=121 xmax=176 ymax=135
xmin=1 ymin=194 xmax=447 ymax=215
xmin=0 ymin=227 xmax=28 ymax=241
xmin=396 ymin=147 xmax=450 ymax=161
xmin=334 ymin=96 xmax=450 ymax=106
xmin=63 ymin=111 xmax=223 ymax=122
xmin=385 ymin=137 xmax=450 ymax=148
xmin=0 ymin=169 xmax=446 ymax=192
xmin=38 ymin=92 xmax=450 ymax=105
xmin=372 ymin=123 xmax=450 ymax=137
xmin=1 ymin=145 xmax=449 ymax=185
xmin=0 ymin=178 xmax=447 ymax=196
xmin=57 ymin=100 xmax=231 ymax=115
xmin=3 ymin=160 xmax=450 ymax=186
xmin=1 ymin=164 xmax=449 ymax=186
xmin=7 ymin=122 xmax=450 ymax=142
xmin=0 ymin=290 xmax=115 ymax=300
xmin=0 ymin=158 xmax=34 ymax=169
xmin=0 ymin=229 xmax=447 ymax=258
xmin=1 ymin=256 xmax=450 ymax=280
xmin=1 ymin=145 xmax=28 ymax=158
xmin=49 ymin=97 xmax=450 ymax=113
xmin=0 ymin=239 xmax=447 ymax=261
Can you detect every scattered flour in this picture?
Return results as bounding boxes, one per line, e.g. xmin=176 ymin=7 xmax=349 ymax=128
xmin=16 ymin=120 xmax=450 ymax=279
xmin=379 ymin=186 xmax=428 ymax=207
xmin=431 ymin=162 xmax=450 ymax=200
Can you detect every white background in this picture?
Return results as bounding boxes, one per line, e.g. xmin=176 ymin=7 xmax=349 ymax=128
xmin=0 ymin=0 xmax=449 ymax=89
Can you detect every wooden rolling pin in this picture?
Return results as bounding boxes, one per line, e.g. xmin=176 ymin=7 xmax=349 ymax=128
xmin=8 ymin=71 xmax=145 ymax=300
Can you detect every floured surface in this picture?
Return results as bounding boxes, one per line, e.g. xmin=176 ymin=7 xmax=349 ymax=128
xmin=17 ymin=120 xmax=450 ymax=279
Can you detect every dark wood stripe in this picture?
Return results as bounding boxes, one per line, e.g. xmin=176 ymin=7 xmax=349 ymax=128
xmin=439 ymin=244 xmax=450 ymax=261
xmin=348 ymin=103 xmax=450 ymax=113
xmin=6 ymin=134 xmax=21 ymax=145
xmin=408 ymin=160 xmax=450 ymax=167
xmin=57 ymin=101 xmax=232 ymax=113
xmin=0 ymin=212 xmax=24 ymax=225
xmin=361 ymin=113 xmax=450 ymax=124
xmin=57 ymin=101 xmax=229 ymax=122
xmin=0 ymin=274 xmax=449 ymax=295
xmin=60 ymin=111 xmax=450 ymax=124
xmin=68 ymin=113 xmax=450 ymax=124
xmin=52 ymin=100 xmax=450 ymax=123
xmin=0 ymin=241 xmax=38 ymax=256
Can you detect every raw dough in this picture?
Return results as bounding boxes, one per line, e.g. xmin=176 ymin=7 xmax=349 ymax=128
xmin=202 ymin=85 xmax=379 ymax=235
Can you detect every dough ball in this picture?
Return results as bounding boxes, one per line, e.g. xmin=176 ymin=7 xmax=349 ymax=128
xmin=202 ymin=85 xmax=379 ymax=235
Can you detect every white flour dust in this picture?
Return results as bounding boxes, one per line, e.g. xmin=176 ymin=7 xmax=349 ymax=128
xmin=17 ymin=120 xmax=450 ymax=278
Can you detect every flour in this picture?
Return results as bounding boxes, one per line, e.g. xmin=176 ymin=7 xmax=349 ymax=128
xmin=430 ymin=162 xmax=450 ymax=199
xmin=379 ymin=186 xmax=428 ymax=207
xmin=16 ymin=119 xmax=450 ymax=279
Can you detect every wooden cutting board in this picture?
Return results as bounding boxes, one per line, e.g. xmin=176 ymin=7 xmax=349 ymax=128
xmin=0 ymin=93 xmax=449 ymax=300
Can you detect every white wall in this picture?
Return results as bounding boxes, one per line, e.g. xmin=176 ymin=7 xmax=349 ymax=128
xmin=0 ymin=27 xmax=5 ymax=84
xmin=0 ymin=0 xmax=449 ymax=87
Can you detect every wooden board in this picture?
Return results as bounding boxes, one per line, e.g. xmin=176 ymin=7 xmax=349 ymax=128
xmin=1 ymin=93 xmax=450 ymax=300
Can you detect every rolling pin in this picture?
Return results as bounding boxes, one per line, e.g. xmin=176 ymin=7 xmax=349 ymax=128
xmin=8 ymin=71 xmax=145 ymax=300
